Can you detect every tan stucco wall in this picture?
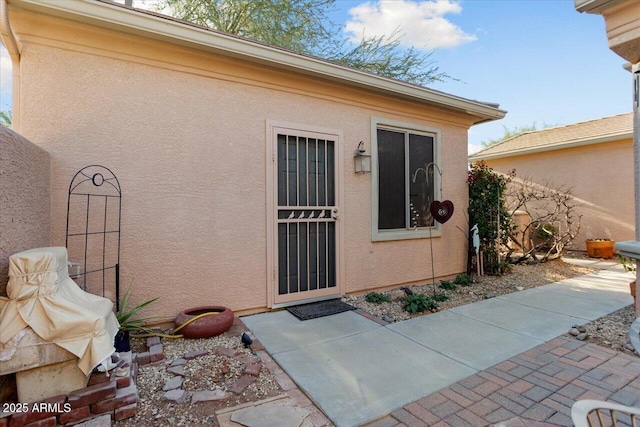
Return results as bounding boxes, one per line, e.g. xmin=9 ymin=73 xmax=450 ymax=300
xmin=482 ymin=139 xmax=635 ymax=252
xmin=9 ymin=9 xmax=475 ymax=320
xmin=0 ymin=125 xmax=51 ymax=296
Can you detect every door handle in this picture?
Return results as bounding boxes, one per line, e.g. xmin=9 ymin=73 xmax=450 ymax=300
xmin=332 ymin=208 xmax=339 ymax=220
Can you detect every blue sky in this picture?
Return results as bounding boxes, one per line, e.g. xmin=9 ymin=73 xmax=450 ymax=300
xmin=332 ymin=0 xmax=631 ymax=153
xmin=0 ymin=0 xmax=632 ymax=153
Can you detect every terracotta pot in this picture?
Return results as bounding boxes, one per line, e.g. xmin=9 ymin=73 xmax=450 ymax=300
xmin=175 ymin=306 xmax=234 ymax=339
xmin=585 ymin=240 xmax=615 ymax=259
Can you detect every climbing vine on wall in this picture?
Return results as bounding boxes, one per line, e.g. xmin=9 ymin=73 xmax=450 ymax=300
xmin=468 ymin=161 xmax=514 ymax=275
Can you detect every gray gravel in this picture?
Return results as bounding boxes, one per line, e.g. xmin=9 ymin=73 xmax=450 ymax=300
xmin=115 ymin=334 xmax=283 ymax=427
xmin=347 ymin=259 xmax=595 ymax=322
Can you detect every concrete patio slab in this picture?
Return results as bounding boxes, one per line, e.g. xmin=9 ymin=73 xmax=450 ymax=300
xmin=562 ymin=257 xmax=624 ymax=272
xmin=496 ymin=285 xmax=631 ymax=321
xmin=387 ymin=310 xmax=544 ymax=370
xmin=271 ymin=326 xmax=476 ymax=427
xmin=540 ymin=272 xmax=634 ymax=305
xmin=449 ymin=297 xmax=588 ymax=341
xmin=241 ymin=264 xmax=636 ymax=427
xmin=242 ymin=310 xmax=379 ymax=354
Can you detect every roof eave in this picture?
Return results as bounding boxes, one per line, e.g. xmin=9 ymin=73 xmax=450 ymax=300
xmin=7 ymin=0 xmax=506 ymax=125
xmin=468 ymin=131 xmax=634 ymax=162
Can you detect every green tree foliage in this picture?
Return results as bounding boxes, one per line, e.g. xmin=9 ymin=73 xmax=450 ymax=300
xmin=468 ymin=161 xmax=514 ymax=275
xmin=0 ymin=110 xmax=11 ymax=127
xmin=156 ymin=0 xmax=450 ymax=85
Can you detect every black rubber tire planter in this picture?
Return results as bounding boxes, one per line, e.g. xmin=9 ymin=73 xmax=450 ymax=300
xmin=174 ymin=306 xmax=234 ymax=339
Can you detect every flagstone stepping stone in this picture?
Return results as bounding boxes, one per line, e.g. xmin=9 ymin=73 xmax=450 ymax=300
xmin=237 ymin=354 xmax=261 ymax=365
xmin=163 ymin=376 xmax=184 ymax=391
xmin=73 ymin=414 xmax=111 ymax=427
xmin=192 ymin=390 xmax=230 ymax=403
xmin=184 ymin=349 xmax=208 ymax=360
xmin=212 ymin=346 xmax=237 ymax=357
xmin=230 ymin=405 xmax=309 ymax=427
xmin=167 ymin=365 xmax=185 ymax=376
xmin=162 ymin=389 xmax=187 ymax=404
xmin=170 ymin=358 xmax=187 ymax=367
xmin=244 ymin=362 xmax=263 ymax=377
xmin=228 ymin=375 xmax=256 ymax=394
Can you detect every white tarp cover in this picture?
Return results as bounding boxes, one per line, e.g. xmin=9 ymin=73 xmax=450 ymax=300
xmin=0 ymin=247 xmax=119 ymax=375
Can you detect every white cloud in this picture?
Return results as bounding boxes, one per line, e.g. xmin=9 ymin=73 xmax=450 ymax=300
xmin=345 ymin=0 xmax=476 ymax=49
xmin=0 ymin=44 xmax=12 ymax=109
xmin=468 ymin=142 xmax=482 ymax=155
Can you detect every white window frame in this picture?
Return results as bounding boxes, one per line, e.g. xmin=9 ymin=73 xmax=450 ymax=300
xmin=371 ymin=117 xmax=442 ymax=242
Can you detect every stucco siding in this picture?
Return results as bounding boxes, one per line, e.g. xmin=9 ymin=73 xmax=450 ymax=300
xmin=483 ymin=139 xmax=634 ymax=251
xmin=0 ymin=125 xmax=51 ymax=296
xmin=11 ymin=10 xmax=473 ymax=320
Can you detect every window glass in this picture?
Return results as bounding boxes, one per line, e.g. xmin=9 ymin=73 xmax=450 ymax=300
xmin=376 ymin=127 xmax=435 ymax=232
xmin=409 ymin=134 xmax=434 ymax=228
xmin=377 ymin=129 xmax=406 ymax=230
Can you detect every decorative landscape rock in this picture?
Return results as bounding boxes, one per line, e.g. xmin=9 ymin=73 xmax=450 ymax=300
xmin=576 ymin=333 xmax=589 ymax=341
xmin=230 ymin=405 xmax=309 ymax=427
xmin=228 ymin=375 xmax=257 ymax=394
xmin=569 ymin=328 xmax=580 ymax=336
xmin=167 ymin=365 xmax=185 ymax=376
xmin=191 ymin=389 xmax=230 ymax=403
xmin=170 ymin=358 xmax=187 ymax=367
xmin=237 ymin=354 xmax=261 ymax=365
xmin=163 ymin=376 xmax=184 ymax=391
xmin=184 ymin=349 xmax=208 ymax=360
xmin=162 ymin=389 xmax=187 ymax=404
xmin=212 ymin=346 xmax=237 ymax=357
xmin=244 ymin=362 xmax=263 ymax=377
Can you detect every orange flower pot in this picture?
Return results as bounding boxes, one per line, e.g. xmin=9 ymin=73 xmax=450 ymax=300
xmin=585 ymin=240 xmax=615 ymax=259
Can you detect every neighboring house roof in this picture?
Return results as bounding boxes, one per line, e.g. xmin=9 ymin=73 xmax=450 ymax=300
xmin=3 ymin=0 xmax=506 ymax=125
xmin=469 ymin=112 xmax=633 ymax=162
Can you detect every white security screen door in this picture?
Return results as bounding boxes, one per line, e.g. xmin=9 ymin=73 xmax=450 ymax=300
xmin=267 ymin=123 xmax=343 ymax=307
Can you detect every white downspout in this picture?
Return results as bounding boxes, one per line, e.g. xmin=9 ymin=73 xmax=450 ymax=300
xmin=0 ymin=0 xmax=21 ymax=130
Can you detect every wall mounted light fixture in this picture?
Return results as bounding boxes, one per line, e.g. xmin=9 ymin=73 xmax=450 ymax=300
xmin=354 ymin=141 xmax=371 ymax=174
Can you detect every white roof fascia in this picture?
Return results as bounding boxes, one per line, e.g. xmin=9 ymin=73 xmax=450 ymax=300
xmin=574 ymin=0 xmax=625 ymax=14
xmin=7 ymin=0 xmax=506 ymax=124
xmin=468 ymin=131 xmax=634 ymax=162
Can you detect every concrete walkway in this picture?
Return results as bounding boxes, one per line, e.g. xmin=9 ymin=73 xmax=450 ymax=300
xmin=242 ymin=260 xmax=635 ymax=427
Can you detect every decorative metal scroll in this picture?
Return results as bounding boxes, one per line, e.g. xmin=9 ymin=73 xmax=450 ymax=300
xmin=65 ymin=165 xmax=122 ymax=310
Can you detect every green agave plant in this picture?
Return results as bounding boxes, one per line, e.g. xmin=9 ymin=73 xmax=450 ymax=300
xmin=115 ymin=285 xmax=160 ymax=333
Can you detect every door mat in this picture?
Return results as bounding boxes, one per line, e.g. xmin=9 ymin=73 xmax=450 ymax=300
xmin=286 ymin=299 xmax=356 ymax=321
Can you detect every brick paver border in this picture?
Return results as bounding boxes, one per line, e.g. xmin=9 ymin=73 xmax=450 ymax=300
xmin=365 ymin=337 xmax=640 ymax=427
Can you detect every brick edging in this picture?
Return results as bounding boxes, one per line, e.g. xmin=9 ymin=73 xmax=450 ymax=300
xmin=0 ymin=336 xmax=162 ymax=427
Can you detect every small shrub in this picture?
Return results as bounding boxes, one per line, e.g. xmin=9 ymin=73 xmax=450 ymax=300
xmin=404 ymin=294 xmax=439 ymax=313
xmin=617 ymin=254 xmax=637 ymax=273
xmin=432 ymin=292 xmax=449 ymax=302
xmin=453 ymin=273 xmax=473 ymax=287
xmin=365 ymin=292 xmax=390 ymax=304
xmin=439 ymin=280 xmax=456 ymax=290
xmin=534 ymin=223 xmax=558 ymax=243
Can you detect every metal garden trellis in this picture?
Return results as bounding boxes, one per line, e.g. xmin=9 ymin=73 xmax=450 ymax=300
xmin=65 ymin=165 xmax=122 ymax=310
xmin=411 ymin=162 xmax=454 ymax=294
